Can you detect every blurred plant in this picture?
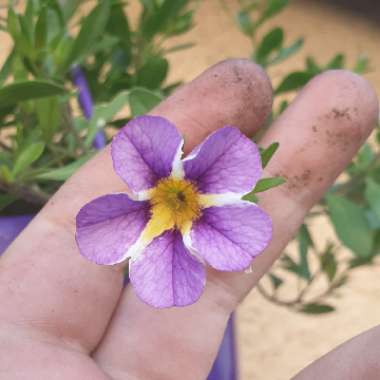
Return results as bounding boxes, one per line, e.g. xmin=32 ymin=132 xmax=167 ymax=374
xmin=0 ymin=0 xmax=379 ymax=315
xmin=0 ymin=0 xmax=195 ymax=213
xmin=234 ymin=0 xmax=379 ymax=314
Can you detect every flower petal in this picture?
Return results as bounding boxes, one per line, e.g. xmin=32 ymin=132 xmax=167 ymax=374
xmin=190 ymin=203 xmax=272 ymax=271
xmin=183 ymin=127 xmax=262 ymax=194
xmin=111 ymin=115 xmax=183 ymax=193
xmin=130 ymin=230 xmax=205 ymax=308
xmin=76 ymin=194 xmax=150 ymax=265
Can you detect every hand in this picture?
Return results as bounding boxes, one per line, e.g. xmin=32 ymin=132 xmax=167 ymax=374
xmin=0 ymin=59 xmax=377 ymax=380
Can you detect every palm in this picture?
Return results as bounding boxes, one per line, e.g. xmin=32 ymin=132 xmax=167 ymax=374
xmin=0 ymin=60 xmax=377 ymax=380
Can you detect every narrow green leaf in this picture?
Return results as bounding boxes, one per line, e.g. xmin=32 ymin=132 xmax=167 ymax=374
xmin=253 ymin=176 xmax=285 ymax=193
xmin=13 ymin=142 xmax=45 ymax=176
xmin=320 ymin=248 xmax=338 ymax=282
xmin=269 ymin=273 xmax=283 ymax=290
xmin=61 ymin=0 xmax=82 ymax=21
xmin=0 ymin=165 xmax=13 ymax=182
xmin=281 ymin=254 xmax=301 ymax=276
xmin=242 ymin=191 xmax=258 ymax=203
xmin=326 ymin=53 xmax=345 ymax=69
xmin=166 ymin=10 xmax=194 ymax=36
xmin=35 ymin=97 xmax=60 ymax=142
xmin=297 ymin=224 xmax=312 ymax=280
xmin=128 ymin=88 xmax=163 ymax=117
xmin=0 ymin=193 xmax=15 ymax=211
xmin=136 ymin=56 xmax=169 ymax=89
xmin=354 ymin=55 xmax=369 ymax=74
xmin=36 ymin=155 xmax=91 ymax=181
xmin=365 ymin=178 xmax=380 ymax=220
xmin=305 ymin=56 xmax=321 ymax=74
xmin=275 ymin=71 xmax=314 ymax=95
xmin=260 ymin=142 xmax=279 ymax=168
xmin=0 ymin=80 xmax=65 ymax=107
xmin=141 ymin=0 xmax=188 ymax=39
xmin=236 ymin=10 xmax=254 ymax=36
xmin=35 ymin=6 xmax=48 ymax=50
xmin=326 ymin=194 xmax=373 ymax=258
xmin=83 ymin=91 xmax=129 ymax=147
xmin=300 ymin=303 xmax=335 ymax=314
xmin=267 ymin=38 xmax=304 ymax=66
xmin=255 ymin=27 xmax=284 ymax=65
xmin=7 ymin=9 xmax=33 ymax=58
xmin=259 ymin=0 xmax=288 ymax=24
xmin=0 ymin=49 xmax=15 ymax=85
xmin=61 ymin=2 xmax=111 ymax=70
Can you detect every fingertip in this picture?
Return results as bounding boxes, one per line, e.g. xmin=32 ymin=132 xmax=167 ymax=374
xmin=154 ymin=58 xmax=273 ymax=149
xmin=209 ymin=59 xmax=273 ymax=134
xmin=304 ymin=69 xmax=379 ymax=141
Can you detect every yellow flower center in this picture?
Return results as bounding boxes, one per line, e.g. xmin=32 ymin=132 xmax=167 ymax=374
xmin=150 ymin=177 xmax=201 ymax=231
xmin=131 ymin=178 xmax=202 ymax=256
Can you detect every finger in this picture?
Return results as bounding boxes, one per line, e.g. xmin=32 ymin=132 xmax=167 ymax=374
xmin=293 ymin=325 xmax=380 ymax=379
xmin=94 ymin=70 xmax=378 ymax=380
xmin=0 ymin=59 xmax=272 ymax=355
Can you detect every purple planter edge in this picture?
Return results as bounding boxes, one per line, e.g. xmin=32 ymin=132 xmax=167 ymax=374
xmin=0 ymin=67 xmax=239 ymax=380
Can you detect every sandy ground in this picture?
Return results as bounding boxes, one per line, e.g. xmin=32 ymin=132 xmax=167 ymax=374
xmin=1 ymin=1 xmax=380 ymax=379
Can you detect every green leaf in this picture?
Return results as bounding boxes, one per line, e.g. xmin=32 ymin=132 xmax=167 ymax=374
xmin=165 ymin=10 xmax=194 ymax=36
xmin=326 ymin=53 xmax=345 ymax=69
xmin=7 ymin=9 xmax=34 ymax=58
xmin=253 ymin=176 xmax=285 ymax=193
xmin=61 ymin=0 xmax=82 ymax=21
xmin=128 ymin=87 xmax=163 ymax=117
xmin=83 ymin=91 xmax=129 ymax=147
xmin=107 ymin=2 xmax=131 ymax=43
xmin=267 ymin=38 xmax=304 ymax=66
xmin=0 ymin=193 xmax=15 ymax=211
xmin=354 ymin=55 xmax=369 ymax=74
xmin=260 ymin=142 xmax=279 ymax=168
xmin=281 ymin=254 xmax=301 ymax=276
xmin=0 ymin=165 xmax=13 ymax=182
xmin=365 ymin=178 xmax=380 ymax=220
xmin=259 ymin=0 xmax=288 ymax=24
xmin=35 ymin=6 xmax=48 ymax=50
xmin=0 ymin=80 xmax=65 ymax=107
xmin=36 ymin=155 xmax=91 ymax=181
xmin=297 ymin=224 xmax=312 ymax=280
xmin=35 ymin=97 xmax=60 ymax=142
xmin=275 ymin=71 xmax=314 ymax=95
xmin=242 ymin=192 xmax=258 ymax=203
xmin=320 ymin=247 xmax=338 ymax=282
xmin=269 ymin=273 xmax=283 ymax=290
xmin=12 ymin=142 xmax=45 ymax=176
xmin=300 ymin=303 xmax=335 ymax=314
xmin=236 ymin=10 xmax=254 ymax=36
xmin=305 ymin=56 xmax=321 ymax=74
xmin=141 ymin=0 xmax=189 ymax=39
xmin=350 ymin=256 xmax=372 ymax=268
xmin=136 ymin=56 xmax=169 ymax=89
xmin=326 ymin=194 xmax=373 ymax=258
xmin=255 ymin=27 xmax=284 ymax=65
xmin=61 ymin=2 xmax=111 ymax=70
xmin=0 ymin=49 xmax=15 ymax=85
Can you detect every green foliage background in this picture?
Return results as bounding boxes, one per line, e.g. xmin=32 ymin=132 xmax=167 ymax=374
xmin=0 ymin=0 xmax=378 ymax=314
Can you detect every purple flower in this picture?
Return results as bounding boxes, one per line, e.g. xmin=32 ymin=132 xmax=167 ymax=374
xmin=76 ymin=116 xmax=272 ymax=308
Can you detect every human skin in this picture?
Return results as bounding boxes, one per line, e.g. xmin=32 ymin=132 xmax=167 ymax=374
xmin=0 ymin=59 xmax=378 ymax=380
